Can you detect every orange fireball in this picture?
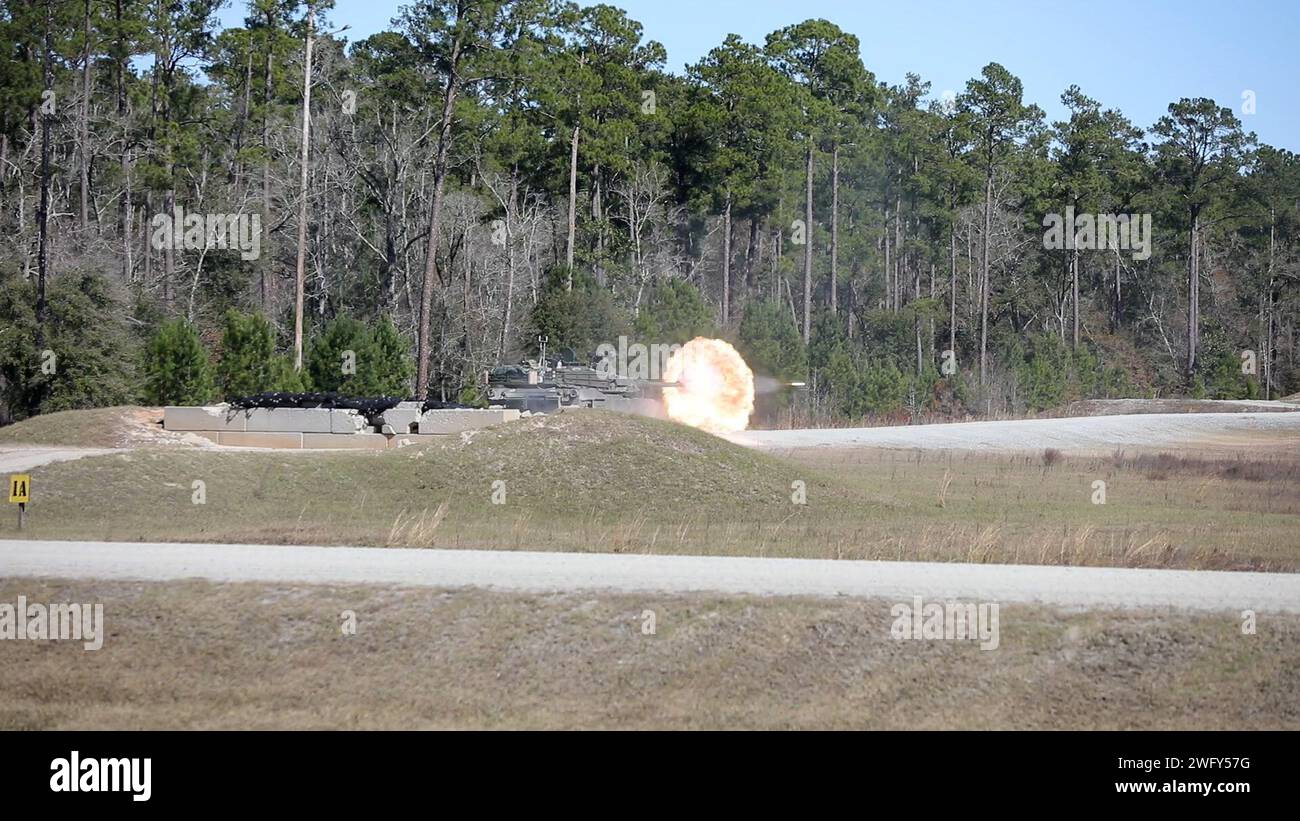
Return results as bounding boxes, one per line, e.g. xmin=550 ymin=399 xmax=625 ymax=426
xmin=661 ymin=338 xmax=754 ymax=434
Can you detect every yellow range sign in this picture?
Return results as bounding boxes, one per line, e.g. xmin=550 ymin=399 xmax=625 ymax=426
xmin=8 ymin=474 xmax=30 ymax=504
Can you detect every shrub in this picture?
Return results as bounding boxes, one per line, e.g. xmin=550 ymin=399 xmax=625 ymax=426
xmin=527 ymin=267 xmax=631 ymax=356
xmin=634 ymin=278 xmax=716 ymax=344
xmin=217 ymin=310 xmax=278 ymax=399
xmin=306 ymin=316 xmax=413 ymax=397
xmin=0 ymin=270 xmax=138 ymax=420
xmin=738 ymin=299 xmax=806 ymax=382
xmin=143 ymin=319 xmax=215 ymax=405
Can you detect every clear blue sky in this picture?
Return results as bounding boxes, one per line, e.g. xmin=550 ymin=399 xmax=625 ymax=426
xmin=217 ymin=0 xmax=1300 ymax=150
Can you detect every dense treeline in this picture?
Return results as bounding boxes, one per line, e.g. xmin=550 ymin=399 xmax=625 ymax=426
xmin=1 ymin=0 xmax=1297 ymax=425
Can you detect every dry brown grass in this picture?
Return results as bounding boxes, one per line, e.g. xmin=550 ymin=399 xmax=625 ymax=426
xmin=0 ymin=406 xmax=148 ymax=448
xmin=3 ymin=410 xmax=1298 ymax=571
xmin=1107 ymin=449 xmax=1300 ymax=483
xmin=1 ymin=578 xmax=1295 ymax=730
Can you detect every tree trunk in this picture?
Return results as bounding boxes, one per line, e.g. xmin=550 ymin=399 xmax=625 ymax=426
xmin=498 ymin=175 xmax=517 ymax=360
xmin=743 ymin=215 xmax=759 ymax=315
xmin=949 ymin=221 xmax=957 ymax=358
xmin=1113 ymin=250 xmax=1121 ymax=331
xmin=116 ymin=0 xmax=132 ymax=283
xmin=415 ymin=31 xmax=465 ymax=397
xmin=1186 ymin=212 xmax=1199 ymax=374
xmin=164 ymin=186 xmax=175 ymax=305
xmin=830 ymin=143 xmax=839 ymax=315
xmin=889 ymin=197 xmax=899 ymax=313
xmin=928 ymin=262 xmax=936 ymax=365
xmin=721 ymin=194 xmax=732 ymax=326
xmin=233 ymin=49 xmax=252 ymax=190
xmin=915 ymin=262 xmax=923 ymax=377
xmin=564 ymin=123 xmax=579 ymax=286
xmin=79 ymin=0 xmax=93 ymax=234
xmin=292 ymin=3 xmax=315 ymax=371
xmin=883 ymin=204 xmax=890 ymax=312
xmin=36 ymin=3 xmax=54 ymax=342
xmin=772 ymin=222 xmax=782 ymax=301
xmin=1071 ymin=248 xmax=1080 ymax=349
xmin=802 ymin=143 xmax=813 ymax=344
xmin=1265 ymin=213 xmax=1275 ymax=399
xmin=979 ymin=172 xmax=992 ymax=385
xmin=592 ymin=165 xmax=603 ymax=286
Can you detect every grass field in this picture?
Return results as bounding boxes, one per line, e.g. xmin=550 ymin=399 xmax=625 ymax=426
xmin=3 ymin=409 xmax=1298 ymax=570
xmin=1 ymin=577 xmax=1295 ymax=730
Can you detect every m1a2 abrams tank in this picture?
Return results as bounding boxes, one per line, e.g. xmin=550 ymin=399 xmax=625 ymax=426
xmin=485 ymin=340 xmax=673 ymax=418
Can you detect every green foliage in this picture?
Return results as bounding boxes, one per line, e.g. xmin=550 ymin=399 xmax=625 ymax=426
xmin=1201 ymin=348 xmax=1254 ymax=400
xmin=5 ymin=4 xmax=1300 ymax=429
xmin=686 ymin=34 xmax=796 ymax=218
xmin=808 ymin=310 xmax=848 ymax=372
xmin=860 ymin=360 xmax=909 ymax=415
xmin=306 ymin=318 xmax=366 ymax=393
xmin=855 ymin=309 xmax=916 ymax=366
xmin=306 ymin=316 xmax=414 ymax=397
xmin=0 ymin=271 xmax=139 ymax=420
xmin=1016 ymin=334 xmax=1071 ymax=411
xmin=457 ymin=384 xmax=488 ymax=408
xmin=217 ymin=310 xmax=277 ymax=399
xmin=1013 ymin=333 xmax=1132 ymax=411
xmin=143 ymin=319 xmax=215 ymax=406
xmin=527 ymin=268 xmax=631 ymax=355
xmin=634 ymin=279 xmax=715 ymax=344
xmin=738 ymin=299 xmax=806 ymax=381
xmin=268 ymin=355 xmax=306 ymax=393
xmin=367 ymin=317 xmax=415 ymax=395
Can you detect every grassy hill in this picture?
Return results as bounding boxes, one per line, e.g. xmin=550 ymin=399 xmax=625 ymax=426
xmin=2 ymin=407 xmax=1297 ymax=570
xmin=0 ymin=407 xmax=149 ymax=448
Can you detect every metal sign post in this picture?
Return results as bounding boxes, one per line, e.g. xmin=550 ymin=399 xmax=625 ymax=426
xmin=9 ymin=474 xmax=30 ymax=530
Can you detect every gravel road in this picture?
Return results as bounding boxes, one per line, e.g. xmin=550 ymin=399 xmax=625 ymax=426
xmin=724 ymin=411 xmax=1300 ymax=452
xmin=0 ymin=447 xmax=121 ymax=472
xmin=2 ymin=539 xmax=1297 ymax=613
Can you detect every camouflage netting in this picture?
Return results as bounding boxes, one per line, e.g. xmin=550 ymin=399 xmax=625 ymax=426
xmin=228 ymin=393 xmax=471 ymax=416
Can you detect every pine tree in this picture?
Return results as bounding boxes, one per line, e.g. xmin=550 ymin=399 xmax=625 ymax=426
xmin=144 ymin=319 xmax=215 ymax=405
xmin=217 ymin=310 xmax=277 ymax=399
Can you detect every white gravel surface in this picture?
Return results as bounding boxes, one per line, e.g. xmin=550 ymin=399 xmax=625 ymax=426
xmin=0 ymin=447 xmax=121 ymax=472
xmin=725 ymin=411 xmax=1300 ymax=452
xmin=2 ymin=539 xmax=1298 ymax=613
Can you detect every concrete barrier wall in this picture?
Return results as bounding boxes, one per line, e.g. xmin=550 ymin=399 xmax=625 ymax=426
xmin=164 ymin=406 xmax=249 ymax=432
xmin=330 ymin=410 xmax=368 ymax=434
xmin=418 ymin=409 xmax=521 ymax=435
xmin=375 ymin=404 xmax=424 ymax=435
xmin=217 ymin=431 xmax=304 ymax=448
xmin=164 ymin=405 xmax=521 ymax=449
xmin=244 ymin=408 xmax=335 ymax=433
xmin=303 ymin=433 xmax=389 ymax=450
